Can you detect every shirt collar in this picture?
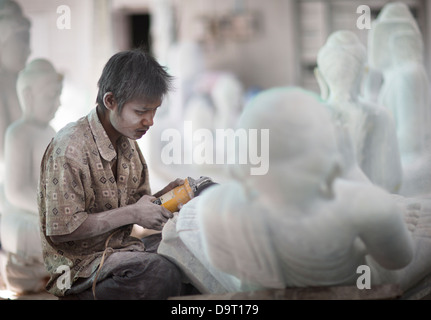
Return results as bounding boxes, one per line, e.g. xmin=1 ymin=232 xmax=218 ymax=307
xmin=87 ymin=108 xmax=134 ymax=162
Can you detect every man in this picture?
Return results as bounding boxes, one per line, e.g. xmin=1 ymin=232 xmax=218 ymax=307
xmin=38 ymin=49 xmax=187 ymax=299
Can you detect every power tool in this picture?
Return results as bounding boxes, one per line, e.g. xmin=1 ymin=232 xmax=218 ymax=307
xmin=153 ymin=176 xmax=217 ymax=212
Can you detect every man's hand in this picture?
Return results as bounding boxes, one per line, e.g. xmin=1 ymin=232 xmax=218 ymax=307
xmin=152 ymin=178 xmax=185 ymax=198
xmin=50 ymin=190 xmax=179 ymax=243
xmin=50 ymin=179 xmax=186 ymax=243
xmin=133 ymin=195 xmax=174 ymax=230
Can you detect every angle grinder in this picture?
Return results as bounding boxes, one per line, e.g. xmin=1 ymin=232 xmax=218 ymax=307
xmin=152 ymin=176 xmax=217 ymax=212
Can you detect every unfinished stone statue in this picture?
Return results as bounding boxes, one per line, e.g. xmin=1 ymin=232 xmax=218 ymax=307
xmin=316 ymin=30 xmax=402 ymax=192
xmin=160 ymin=87 xmax=431 ymax=296
xmin=368 ymin=2 xmax=431 ymax=197
xmin=0 ymin=59 xmax=62 ymax=293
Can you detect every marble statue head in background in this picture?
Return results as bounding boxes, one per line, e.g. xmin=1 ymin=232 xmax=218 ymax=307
xmin=369 ymin=21 xmax=421 ymax=72
xmin=317 ymin=30 xmax=366 ymax=103
xmin=192 ymin=86 xmax=414 ymax=291
xmin=377 ymin=1 xmax=418 ymax=24
xmin=230 ymin=87 xmax=342 ymax=207
xmin=16 ymin=58 xmax=63 ymax=125
xmin=368 ymin=2 xmax=421 ymax=72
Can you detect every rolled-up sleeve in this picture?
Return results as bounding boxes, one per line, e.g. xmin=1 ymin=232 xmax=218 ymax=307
xmin=44 ymin=155 xmax=89 ymax=236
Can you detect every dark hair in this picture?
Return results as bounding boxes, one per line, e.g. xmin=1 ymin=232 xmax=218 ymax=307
xmin=96 ymin=49 xmax=173 ymax=112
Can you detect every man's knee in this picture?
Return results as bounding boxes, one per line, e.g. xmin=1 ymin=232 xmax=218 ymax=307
xmin=136 ymin=253 xmax=184 ymax=298
xmin=96 ymin=251 xmax=184 ymax=299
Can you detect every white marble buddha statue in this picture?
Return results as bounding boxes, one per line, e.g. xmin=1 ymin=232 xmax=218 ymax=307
xmin=0 ymin=0 xmax=31 ymax=179
xmin=195 ymin=87 xmax=412 ymax=289
xmin=316 ymin=30 xmax=402 ymax=192
xmin=159 ymin=87 xmax=431 ymax=296
xmin=368 ymin=3 xmax=431 ymax=197
xmin=1 ymin=59 xmax=62 ymax=293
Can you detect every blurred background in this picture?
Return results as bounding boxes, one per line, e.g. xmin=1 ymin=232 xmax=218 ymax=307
xmin=13 ymin=0 xmax=431 ymax=190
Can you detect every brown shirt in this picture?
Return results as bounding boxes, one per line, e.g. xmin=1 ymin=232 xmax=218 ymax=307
xmin=38 ymin=108 xmax=151 ymax=296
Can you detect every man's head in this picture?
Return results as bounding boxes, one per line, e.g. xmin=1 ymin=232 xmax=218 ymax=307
xmin=96 ymin=49 xmax=173 ymax=114
xmin=96 ymin=49 xmax=173 ymax=141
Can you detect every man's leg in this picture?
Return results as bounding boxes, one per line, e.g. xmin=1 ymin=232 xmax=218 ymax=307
xmin=74 ymin=250 xmax=185 ymax=300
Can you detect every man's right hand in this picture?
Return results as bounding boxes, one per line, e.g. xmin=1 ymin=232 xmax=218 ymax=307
xmin=133 ymin=195 xmax=174 ymax=230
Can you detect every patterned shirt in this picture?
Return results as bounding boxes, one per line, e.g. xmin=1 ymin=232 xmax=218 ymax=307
xmin=38 ymin=108 xmax=151 ymax=296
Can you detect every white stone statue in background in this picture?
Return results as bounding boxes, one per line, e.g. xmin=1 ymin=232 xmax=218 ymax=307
xmin=0 ymin=0 xmax=31 ymax=180
xmin=368 ymin=2 xmax=431 ymax=197
xmin=183 ymin=71 xmax=244 ymax=181
xmin=207 ymin=72 xmax=244 ymax=130
xmin=1 ymin=59 xmax=63 ymax=293
xmin=316 ymin=30 xmax=402 ymax=192
xmin=144 ymin=41 xmax=207 ymax=186
xmin=148 ymin=40 xmax=245 ymax=186
xmin=196 ymin=87 xmax=412 ymax=290
xmin=159 ymin=87 xmax=431 ymax=296
xmin=165 ymin=41 xmax=206 ymax=124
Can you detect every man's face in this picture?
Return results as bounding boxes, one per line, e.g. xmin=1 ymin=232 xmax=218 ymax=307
xmin=110 ymin=97 xmax=161 ymax=140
